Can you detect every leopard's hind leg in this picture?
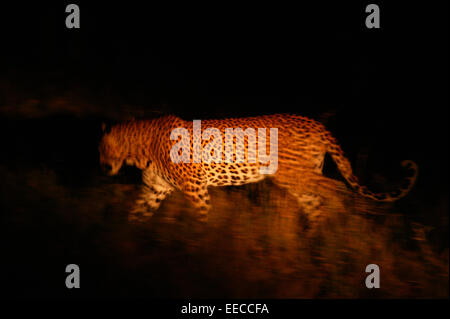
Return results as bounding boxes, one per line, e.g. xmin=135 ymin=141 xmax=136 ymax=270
xmin=272 ymin=168 xmax=346 ymax=229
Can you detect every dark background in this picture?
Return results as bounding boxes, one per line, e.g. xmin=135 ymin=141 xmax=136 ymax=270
xmin=1 ymin=2 xmax=447 ymax=167
xmin=0 ymin=1 xmax=448 ymax=300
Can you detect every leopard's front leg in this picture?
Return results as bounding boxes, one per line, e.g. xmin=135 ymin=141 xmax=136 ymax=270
xmin=129 ymin=169 xmax=174 ymax=222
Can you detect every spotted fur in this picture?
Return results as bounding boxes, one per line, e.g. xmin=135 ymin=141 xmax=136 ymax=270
xmin=99 ymin=114 xmax=418 ymax=221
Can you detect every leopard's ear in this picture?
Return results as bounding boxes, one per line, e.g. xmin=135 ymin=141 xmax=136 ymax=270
xmin=101 ymin=122 xmax=112 ymax=134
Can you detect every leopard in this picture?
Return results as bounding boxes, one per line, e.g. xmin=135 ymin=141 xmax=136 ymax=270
xmin=99 ymin=114 xmax=418 ymax=222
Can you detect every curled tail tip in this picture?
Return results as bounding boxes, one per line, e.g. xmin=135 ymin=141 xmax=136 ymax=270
xmin=383 ymin=160 xmax=419 ymax=201
xmin=400 ymin=160 xmax=419 ymax=186
xmin=358 ymin=160 xmax=418 ymax=202
xmin=401 ymin=160 xmax=418 ymax=171
xmin=400 ymin=159 xmax=419 ymax=191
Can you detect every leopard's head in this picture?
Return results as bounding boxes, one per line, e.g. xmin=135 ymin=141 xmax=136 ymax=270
xmin=99 ymin=124 xmax=126 ymax=176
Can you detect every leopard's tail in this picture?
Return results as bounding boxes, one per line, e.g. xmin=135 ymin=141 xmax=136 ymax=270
xmin=325 ymin=132 xmax=418 ymax=202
